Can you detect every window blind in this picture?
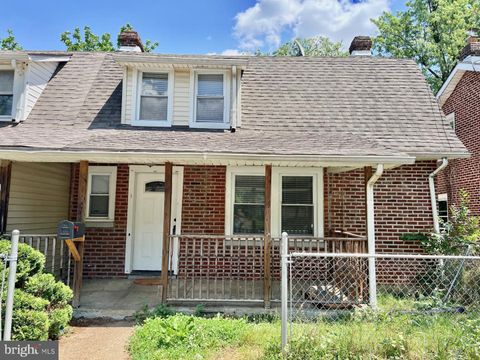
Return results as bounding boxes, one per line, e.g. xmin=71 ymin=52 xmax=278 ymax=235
xmin=140 ymin=73 xmax=168 ymax=121
xmin=233 ymin=175 xmax=265 ymax=234
xmin=196 ymin=74 xmax=224 ymax=123
xmin=281 ymin=176 xmax=314 ymax=235
xmin=0 ymin=70 xmax=14 ymax=116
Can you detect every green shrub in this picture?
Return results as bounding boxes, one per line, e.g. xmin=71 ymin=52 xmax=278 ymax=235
xmin=48 ymin=305 xmax=73 ymax=339
xmin=24 ymin=273 xmax=73 ymax=306
xmin=12 ymin=309 xmax=49 ymax=341
xmin=0 ymin=240 xmax=45 ymax=285
xmin=12 ymin=290 xmax=49 ymax=311
xmin=0 ymin=240 xmax=73 ymax=340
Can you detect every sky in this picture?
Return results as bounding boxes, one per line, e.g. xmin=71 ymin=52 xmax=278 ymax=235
xmin=0 ymin=0 xmax=406 ymax=54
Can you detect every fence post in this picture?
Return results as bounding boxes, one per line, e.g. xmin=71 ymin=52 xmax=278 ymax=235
xmin=281 ymin=232 xmax=288 ymax=352
xmin=4 ymin=229 xmax=19 ymax=341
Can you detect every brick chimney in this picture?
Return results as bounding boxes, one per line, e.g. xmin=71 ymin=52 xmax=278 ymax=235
xmin=118 ymin=30 xmax=144 ymax=52
xmin=459 ymin=33 xmax=480 ymax=61
xmin=349 ymin=36 xmax=372 ymax=56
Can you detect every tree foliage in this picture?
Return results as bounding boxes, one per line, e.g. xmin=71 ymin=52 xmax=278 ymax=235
xmin=1 ymin=29 xmax=22 ymax=51
xmin=424 ymin=190 xmax=480 ymax=254
xmin=61 ymin=24 xmax=158 ymax=52
xmin=372 ymin=0 xmax=480 ymax=93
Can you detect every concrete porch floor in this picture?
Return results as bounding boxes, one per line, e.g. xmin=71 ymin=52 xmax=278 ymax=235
xmin=74 ymin=278 xmax=279 ymax=320
xmin=75 ymin=279 xmax=162 ymax=319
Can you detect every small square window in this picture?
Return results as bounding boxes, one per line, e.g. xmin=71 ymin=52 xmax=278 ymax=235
xmin=87 ymin=167 xmax=117 ymax=221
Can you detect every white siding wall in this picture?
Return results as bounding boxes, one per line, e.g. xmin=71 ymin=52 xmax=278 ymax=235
xmin=122 ymin=67 xmax=135 ymax=124
xmin=23 ymin=62 xmax=58 ymax=120
xmin=122 ymin=68 xmax=236 ymax=127
xmin=173 ymin=70 xmax=190 ymax=126
xmin=6 ymin=163 xmax=71 ymax=234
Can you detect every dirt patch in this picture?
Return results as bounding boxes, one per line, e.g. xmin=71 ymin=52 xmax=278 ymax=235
xmin=60 ymin=320 xmax=135 ymax=360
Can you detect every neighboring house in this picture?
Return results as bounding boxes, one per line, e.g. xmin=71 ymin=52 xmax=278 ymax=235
xmin=437 ymin=35 xmax=480 ymax=218
xmin=0 ymin=32 xmax=468 ymax=308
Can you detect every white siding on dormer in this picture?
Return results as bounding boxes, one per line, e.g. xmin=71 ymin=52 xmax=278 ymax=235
xmin=122 ymin=66 xmax=240 ymax=127
xmin=173 ymin=70 xmax=190 ymax=126
xmin=23 ymin=62 xmax=58 ymax=120
xmin=122 ymin=66 xmax=135 ymax=124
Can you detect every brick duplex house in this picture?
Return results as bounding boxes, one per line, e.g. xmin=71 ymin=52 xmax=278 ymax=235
xmin=0 ymin=32 xmax=468 ymax=308
xmin=437 ymin=35 xmax=480 ymax=218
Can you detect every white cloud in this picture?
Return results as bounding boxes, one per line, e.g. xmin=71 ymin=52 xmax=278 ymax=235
xmin=233 ymin=0 xmax=389 ymax=51
xmin=221 ymin=49 xmax=244 ymax=55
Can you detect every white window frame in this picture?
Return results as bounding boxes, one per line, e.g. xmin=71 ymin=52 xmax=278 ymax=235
xmin=134 ymin=69 xmax=174 ymax=127
xmin=86 ymin=166 xmax=117 ymax=222
xmin=0 ymin=66 xmax=16 ymax=122
xmin=225 ymin=166 xmax=324 ymax=238
xmin=190 ymin=69 xmax=230 ymax=129
xmin=445 ymin=112 xmax=455 ymax=131
xmin=225 ymin=166 xmax=265 ymax=235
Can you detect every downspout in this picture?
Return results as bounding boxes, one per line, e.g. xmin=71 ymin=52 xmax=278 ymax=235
xmin=366 ymin=164 xmax=384 ymax=309
xmin=429 ymin=158 xmax=448 ymax=234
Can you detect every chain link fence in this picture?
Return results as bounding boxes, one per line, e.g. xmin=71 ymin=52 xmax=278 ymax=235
xmin=280 ymin=233 xmax=480 ymax=353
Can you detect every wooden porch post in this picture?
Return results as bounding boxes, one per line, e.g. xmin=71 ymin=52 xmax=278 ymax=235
xmin=364 ymin=166 xmax=372 ymax=252
xmin=0 ymin=161 xmax=12 ymax=235
xmin=263 ymin=164 xmax=272 ymax=308
xmin=160 ymin=162 xmax=173 ymax=303
xmin=72 ymin=160 xmax=88 ymax=308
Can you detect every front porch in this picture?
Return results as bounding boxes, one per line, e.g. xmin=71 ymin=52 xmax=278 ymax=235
xmin=0 ymin=158 xmax=435 ymax=312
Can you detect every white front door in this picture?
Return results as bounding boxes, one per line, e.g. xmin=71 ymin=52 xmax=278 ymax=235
xmin=132 ymin=172 xmax=165 ymax=271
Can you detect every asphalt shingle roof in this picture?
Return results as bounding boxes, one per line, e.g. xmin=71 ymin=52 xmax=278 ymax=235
xmin=0 ymin=51 xmax=467 ymax=159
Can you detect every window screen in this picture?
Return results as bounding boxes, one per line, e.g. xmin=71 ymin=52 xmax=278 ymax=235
xmin=233 ymin=175 xmax=265 ymax=234
xmin=281 ymin=176 xmax=314 ymax=235
xmin=196 ymin=74 xmax=224 ymax=123
xmin=89 ymin=175 xmax=110 ymax=217
xmin=140 ymin=73 xmax=168 ymax=121
xmin=0 ymin=70 xmax=14 ymax=116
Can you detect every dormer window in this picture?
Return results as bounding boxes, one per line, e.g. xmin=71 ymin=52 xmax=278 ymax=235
xmin=0 ymin=70 xmax=14 ymax=120
xmin=191 ymin=71 xmax=230 ymax=129
xmin=134 ymin=71 xmax=173 ymax=126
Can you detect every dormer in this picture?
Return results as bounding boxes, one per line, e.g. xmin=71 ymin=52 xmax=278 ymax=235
xmin=113 ymin=31 xmax=247 ymax=130
xmin=0 ymin=52 xmax=69 ymax=123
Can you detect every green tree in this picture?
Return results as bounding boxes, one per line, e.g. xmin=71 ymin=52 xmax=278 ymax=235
xmin=424 ymin=190 xmax=480 ymax=254
xmin=273 ymin=36 xmax=348 ymax=57
xmin=372 ymin=0 xmax=480 ymax=93
xmin=1 ymin=29 xmax=22 ymax=51
xmin=61 ymin=24 xmax=158 ymax=52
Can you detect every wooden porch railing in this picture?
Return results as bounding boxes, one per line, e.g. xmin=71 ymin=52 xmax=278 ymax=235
xmin=167 ymin=234 xmax=367 ymax=303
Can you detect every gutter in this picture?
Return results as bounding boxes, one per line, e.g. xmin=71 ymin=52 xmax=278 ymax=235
xmin=429 ymin=158 xmax=448 ymax=234
xmin=366 ymin=164 xmax=384 ymax=309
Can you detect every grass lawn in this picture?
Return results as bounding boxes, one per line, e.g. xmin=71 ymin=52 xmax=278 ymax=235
xmin=128 ymin=304 xmax=480 ymax=359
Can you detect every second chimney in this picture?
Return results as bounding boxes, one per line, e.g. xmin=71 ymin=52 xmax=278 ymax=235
xmin=459 ymin=33 xmax=480 ymax=61
xmin=118 ymin=30 xmax=144 ymax=52
xmin=349 ymin=36 xmax=372 ymax=56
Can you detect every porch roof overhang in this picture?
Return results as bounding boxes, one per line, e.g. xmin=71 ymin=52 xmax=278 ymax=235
xmin=0 ymin=148 xmax=415 ymax=168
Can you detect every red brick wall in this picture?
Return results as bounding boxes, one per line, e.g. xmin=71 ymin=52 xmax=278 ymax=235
xmin=181 ymin=165 xmax=226 ymax=234
xmin=72 ymin=162 xmax=435 ymax=279
xmin=326 ymin=161 xmax=436 ymax=253
xmin=70 ymin=164 xmax=129 ymax=278
xmin=439 ymin=71 xmax=480 ymax=215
